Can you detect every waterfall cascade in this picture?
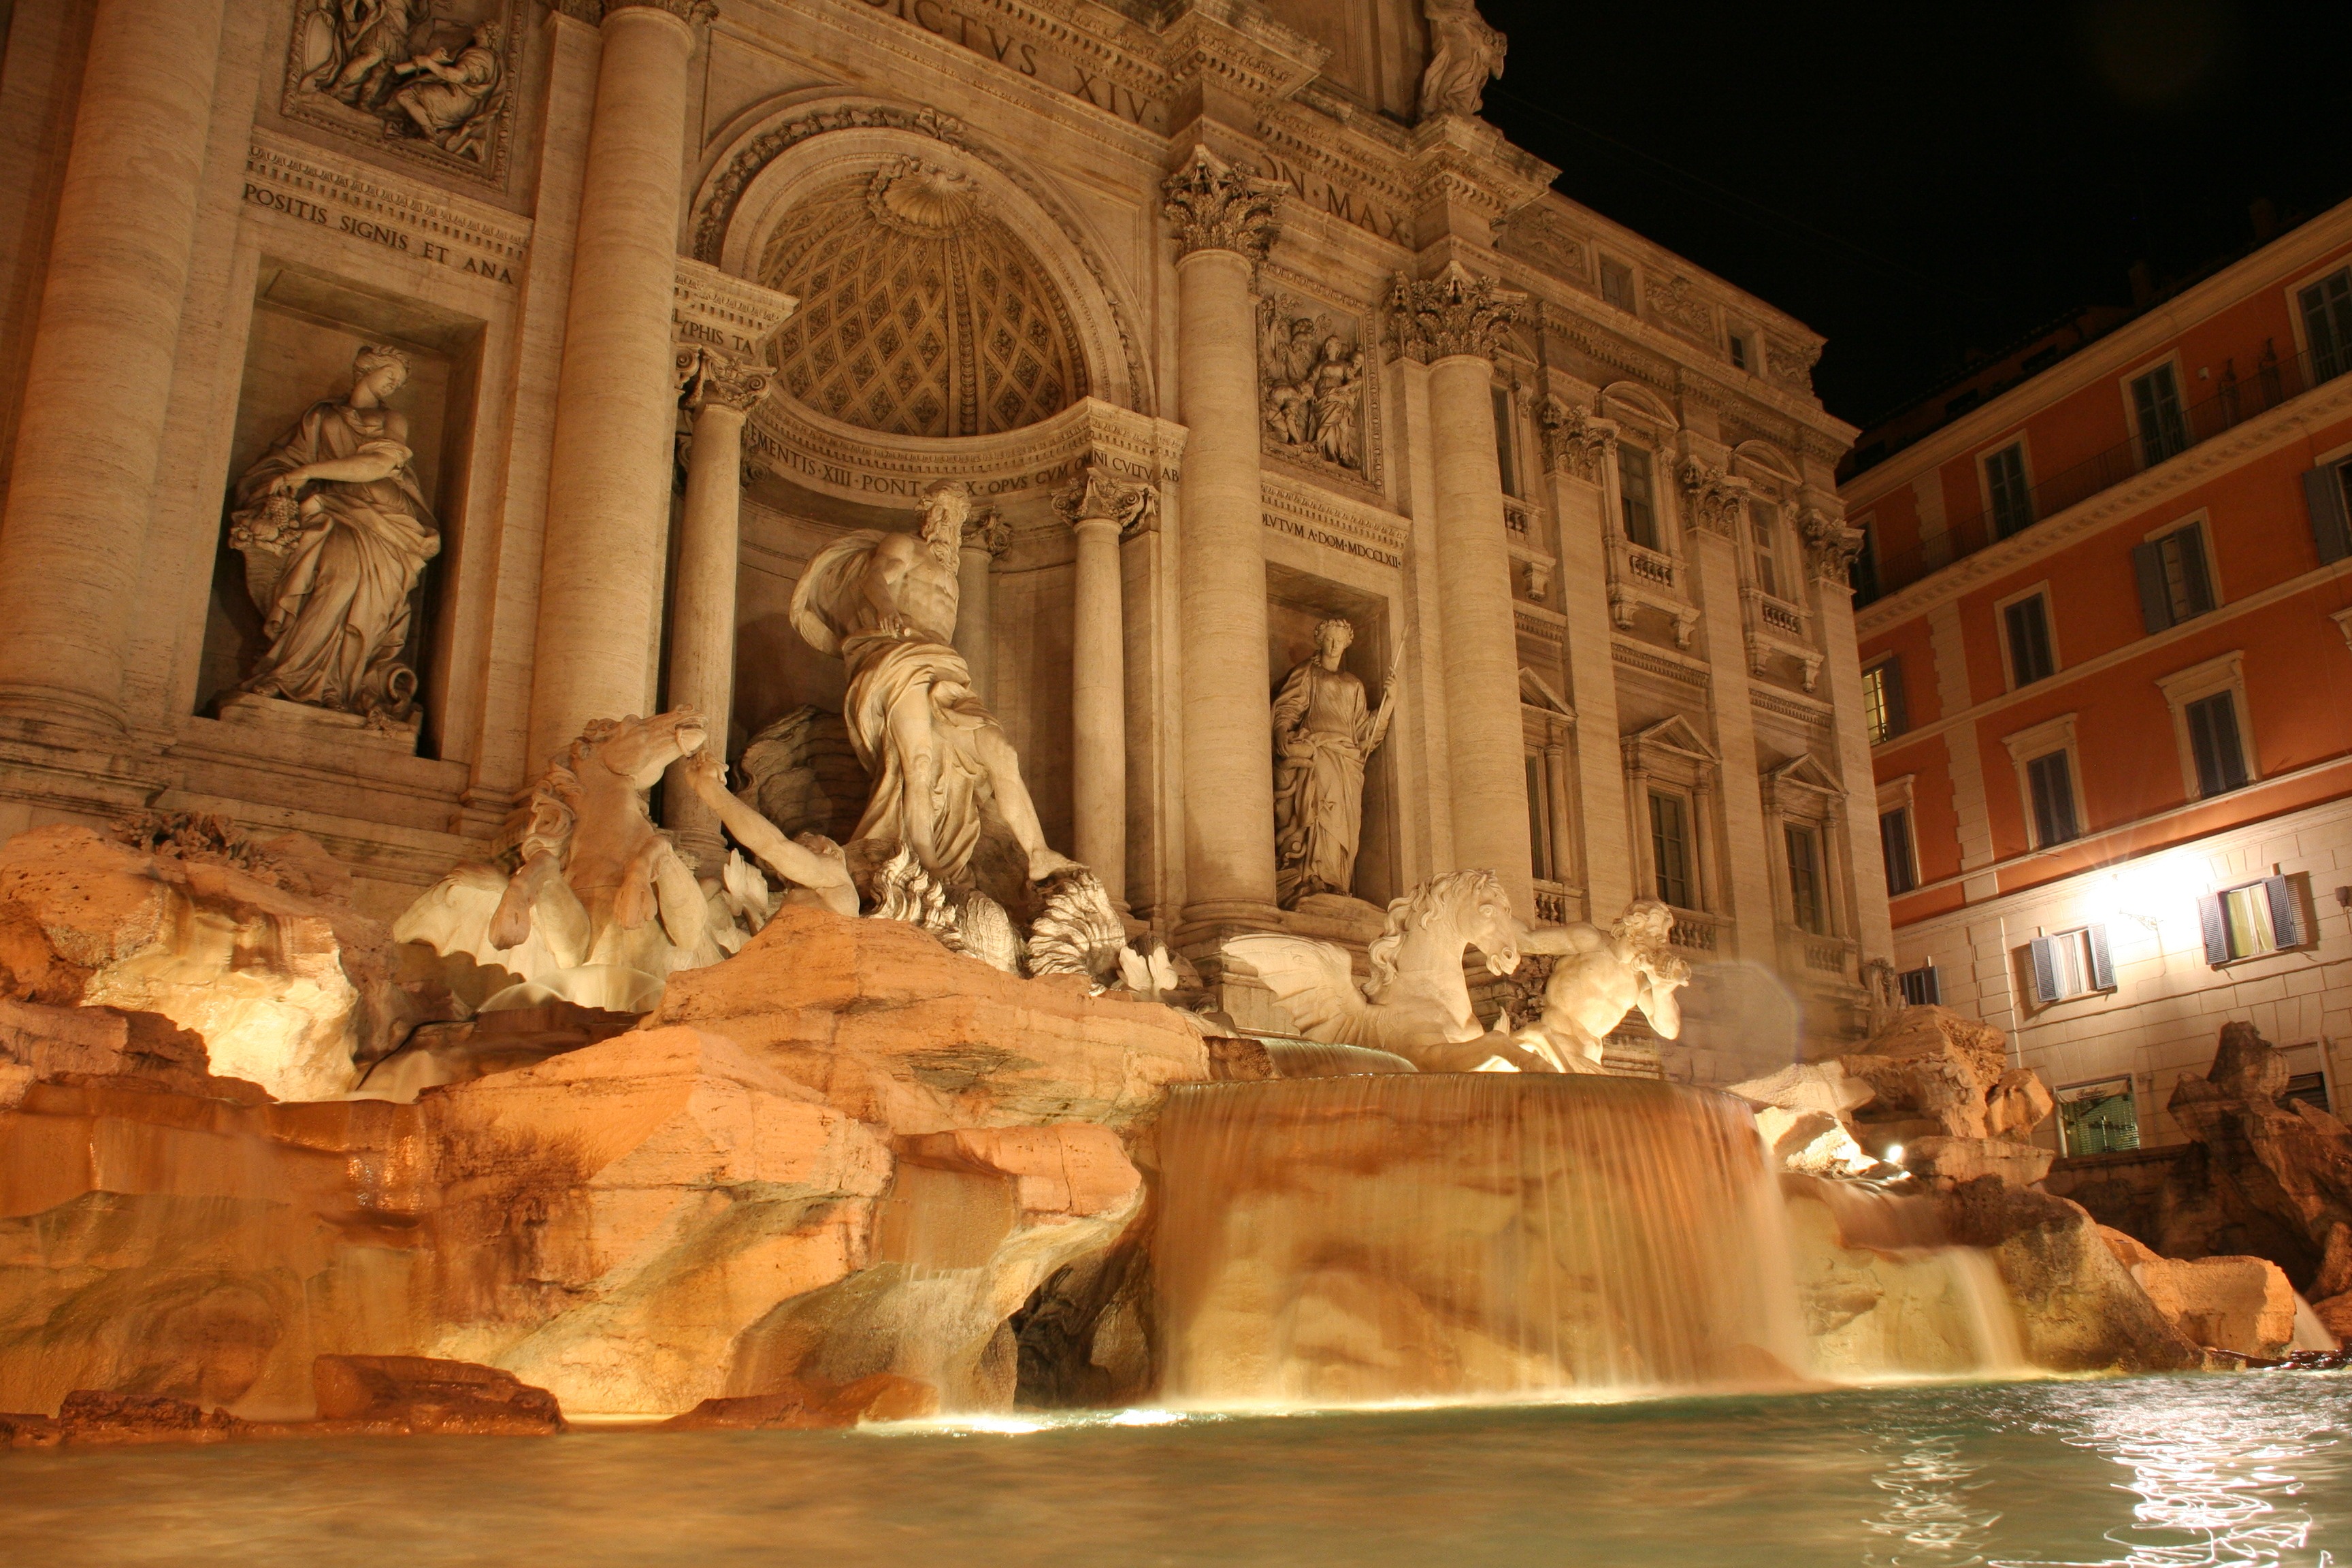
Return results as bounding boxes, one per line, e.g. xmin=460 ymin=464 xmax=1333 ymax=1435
xmin=1154 ymin=1075 xmax=2028 ymax=1407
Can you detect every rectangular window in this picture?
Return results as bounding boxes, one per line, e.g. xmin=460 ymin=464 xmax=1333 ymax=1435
xmin=1600 ymin=257 xmax=1637 ymax=313
xmin=2302 ymin=267 xmax=2352 ymax=382
xmin=2185 ymin=691 xmax=2249 ymax=797
xmin=1862 ymin=658 xmax=1908 ymax=744
xmin=2131 ymin=364 xmax=2191 ymax=466
xmin=2027 ymin=749 xmax=2079 ymax=846
xmin=1649 ymin=789 xmax=1694 ymax=909
xmin=2027 ymin=924 xmax=2114 ymax=1004
xmin=2131 ymin=523 xmax=2216 ymax=632
xmin=2004 ymin=594 xmax=2055 ymax=687
xmin=2303 ymin=460 xmax=2352 ymax=565
xmin=1784 ymin=823 xmax=1825 ymax=933
xmin=1750 ymin=502 xmax=1781 ymax=598
xmin=2057 ymin=1077 xmax=2140 ymax=1156
xmin=1897 ymin=963 xmax=1940 ymax=1007
xmin=1618 ymin=445 xmax=1659 ymax=551
xmin=1880 ymin=807 xmax=1916 ymax=895
xmin=1985 ymin=442 xmax=2034 ymax=539
xmin=1729 ymin=332 xmax=1750 ymax=371
xmin=2201 ymin=876 xmax=2308 ymax=963
xmin=1492 ymin=385 xmax=1519 ymax=498
xmin=1525 ymin=753 xmax=1552 ymax=882
xmin=2285 ymin=1071 xmax=2332 ymax=1115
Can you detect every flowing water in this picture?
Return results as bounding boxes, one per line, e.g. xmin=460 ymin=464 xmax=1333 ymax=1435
xmin=1154 ymin=1075 xmax=2021 ymax=1404
xmin=1 ymin=1375 xmax=2344 ymax=1566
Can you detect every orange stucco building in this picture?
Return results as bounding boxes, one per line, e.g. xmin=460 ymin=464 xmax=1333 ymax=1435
xmin=1844 ymin=195 xmax=2352 ymax=1166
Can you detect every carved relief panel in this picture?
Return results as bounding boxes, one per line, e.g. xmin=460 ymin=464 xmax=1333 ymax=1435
xmin=1257 ymin=289 xmax=1381 ymax=491
xmin=282 ymin=0 xmax=525 ymax=187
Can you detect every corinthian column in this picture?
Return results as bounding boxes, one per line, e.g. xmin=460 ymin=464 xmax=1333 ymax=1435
xmin=526 ymin=0 xmax=712 ymax=770
xmin=662 ymin=348 xmax=768 ymax=866
xmin=1394 ymin=262 xmax=1535 ymax=918
xmin=1162 ymin=146 xmax=1285 ymax=925
xmin=0 ymin=0 xmax=228 ymax=733
xmin=1056 ymin=463 xmax=1155 ymax=903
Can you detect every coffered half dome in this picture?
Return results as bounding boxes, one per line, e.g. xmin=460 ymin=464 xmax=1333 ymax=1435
xmin=759 ymin=158 xmax=1088 ymax=439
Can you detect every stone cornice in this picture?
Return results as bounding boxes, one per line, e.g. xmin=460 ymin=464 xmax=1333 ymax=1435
xmin=1853 ymin=371 xmax=2352 ymax=632
xmin=1154 ymin=1 xmax=1327 ymax=111
xmin=244 ymin=129 xmax=533 ymax=265
xmin=1405 ymin=112 xmax=1557 ymax=225
xmin=672 ymin=255 xmax=795 ymax=358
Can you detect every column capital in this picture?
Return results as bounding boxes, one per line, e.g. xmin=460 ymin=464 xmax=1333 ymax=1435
xmin=592 ymin=0 xmax=718 ymax=24
xmin=1676 ymin=459 xmax=1749 ymax=538
xmin=1054 ymin=461 xmax=1158 ymax=540
xmin=1162 ymin=145 xmax=1284 ymax=264
xmin=1390 ymin=261 xmax=1524 ymax=363
xmin=961 ymin=504 xmax=1011 ymax=559
xmin=1539 ymin=397 xmax=1618 ymax=483
xmin=1798 ymin=503 xmax=1866 ymax=585
xmin=676 ymin=348 xmax=770 ymax=414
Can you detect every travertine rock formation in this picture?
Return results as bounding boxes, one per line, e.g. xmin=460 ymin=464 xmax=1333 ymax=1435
xmin=0 ymin=820 xmax=437 ymax=1100
xmin=1838 ymin=1004 xmax=2010 ymax=1143
xmin=2099 ymin=1228 xmax=2297 ymax=1360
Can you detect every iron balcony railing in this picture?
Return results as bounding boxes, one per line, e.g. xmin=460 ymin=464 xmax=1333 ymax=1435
xmin=1855 ymin=341 xmax=2350 ymax=604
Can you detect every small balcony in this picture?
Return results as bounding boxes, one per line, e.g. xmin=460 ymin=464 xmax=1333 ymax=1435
xmin=1666 ymin=907 xmax=1725 ymax=953
xmin=1605 ymin=536 xmax=1699 ymax=647
xmin=1858 ymin=341 xmax=2351 ymax=604
xmin=1740 ymin=585 xmax=1823 ymax=691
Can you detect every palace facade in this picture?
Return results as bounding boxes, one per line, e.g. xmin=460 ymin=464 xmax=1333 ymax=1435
xmin=0 ymin=0 xmax=1882 ymax=1079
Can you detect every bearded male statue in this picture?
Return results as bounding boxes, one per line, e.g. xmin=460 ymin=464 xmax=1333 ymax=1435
xmin=790 ymin=480 xmax=1080 ymax=887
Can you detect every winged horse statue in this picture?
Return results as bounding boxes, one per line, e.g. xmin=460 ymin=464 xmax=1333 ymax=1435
xmin=1222 ymin=875 xmax=1693 ymax=1074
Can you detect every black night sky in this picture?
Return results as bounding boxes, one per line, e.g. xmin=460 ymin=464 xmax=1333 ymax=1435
xmin=1474 ymin=0 xmax=2352 ymax=431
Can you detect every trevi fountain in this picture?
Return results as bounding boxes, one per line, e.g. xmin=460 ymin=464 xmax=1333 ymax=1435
xmin=0 ymin=0 xmax=2343 ymax=1562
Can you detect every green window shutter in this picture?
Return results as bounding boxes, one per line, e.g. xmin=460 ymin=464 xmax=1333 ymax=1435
xmin=2027 ymin=936 xmax=2061 ymax=1004
xmin=2087 ymin=924 xmax=2115 ymax=990
xmin=1880 ymin=808 xmax=1915 ymax=896
xmin=1882 ymin=657 xmax=1908 ymax=735
xmin=2198 ymin=895 xmax=2230 ymax=965
xmin=2132 ymin=540 xmax=2171 ymax=633
xmin=2266 ymin=875 xmax=2307 ymax=949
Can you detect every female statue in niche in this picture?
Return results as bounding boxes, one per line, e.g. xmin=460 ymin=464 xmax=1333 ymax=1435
xmin=1271 ymin=617 xmax=1399 ymax=908
xmin=227 ymin=344 xmax=440 ymax=722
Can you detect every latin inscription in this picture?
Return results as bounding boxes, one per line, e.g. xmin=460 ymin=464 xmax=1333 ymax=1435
xmin=1258 ymin=154 xmax=1409 ymax=246
xmin=1262 ymin=510 xmax=1402 ymax=569
xmin=240 ymin=180 xmax=519 ymax=285
xmin=857 ymin=0 xmax=1166 ymax=131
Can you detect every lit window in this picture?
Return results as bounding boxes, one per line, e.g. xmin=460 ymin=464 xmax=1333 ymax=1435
xmin=1985 ymin=443 xmax=2033 ymax=538
xmin=2185 ymin=691 xmax=2248 ymax=797
xmin=1784 ymin=824 xmax=1826 ymax=934
xmin=2004 ymin=593 xmax=2055 ymax=687
xmin=2027 ymin=924 xmax=2113 ymax=1004
xmin=2132 ymin=523 xmax=2215 ymax=632
xmin=1880 ymin=806 xmax=1916 ymax=896
xmin=2200 ymin=876 xmax=2308 ymax=964
xmin=1600 ymin=257 xmax=1636 ymax=313
xmin=2026 ymin=750 xmax=2078 ymax=846
xmin=1862 ymin=658 xmax=1907 ymax=745
xmin=2057 ymin=1077 xmax=2139 ymax=1156
xmin=1750 ymin=502 xmax=1782 ymax=599
xmin=1618 ymin=445 xmax=1659 ymax=551
xmin=2131 ymin=364 xmax=2190 ymax=466
xmin=1649 ymin=789 xmax=1694 ymax=909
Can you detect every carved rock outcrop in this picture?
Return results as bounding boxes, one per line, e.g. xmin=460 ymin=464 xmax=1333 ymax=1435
xmin=1838 ymin=1004 xmax=2011 ymax=1145
xmin=2098 ymin=1228 xmax=2297 ymax=1360
xmin=0 ymin=821 xmax=437 ymax=1100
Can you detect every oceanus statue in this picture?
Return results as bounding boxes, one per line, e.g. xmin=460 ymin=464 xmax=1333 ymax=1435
xmin=1509 ymin=899 xmax=1693 ymax=1073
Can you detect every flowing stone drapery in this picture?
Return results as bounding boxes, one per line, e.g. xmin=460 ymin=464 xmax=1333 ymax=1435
xmin=1055 ymin=463 xmax=1155 ymax=905
xmin=1163 ymin=146 xmax=1285 ymax=926
xmin=0 ymin=0 xmax=228 ymax=734
xmin=662 ymin=348 xmax=769 ymax=868
xmin=1394 ymin=262 xmax=1535 ymax=919
xmin=525 ymin=0 xmax=712 ymax=772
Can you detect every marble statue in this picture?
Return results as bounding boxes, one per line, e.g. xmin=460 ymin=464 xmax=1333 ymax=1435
xmin=1418 ymin=0 xmax=1507 ymax=119
xmin=1225 ymin=868 xmax=1561 ymax=1073
xmin=297 ymin=0 xmax=420 ymax=108
xmin=676 ymin=748 xmax=859 ymax=919
xmin=1508 ymin=900 xmax=1693 ymax=1073
xmin=790 ymin=479 xmax=1081 ymax=888
xmin=227 ymin=344 xmax=440 ymax=721
xmin=388 ymin=21 xmax=504 ymax=161
xmin=1271 ymin=619 xmax=1397 ymax=908
xmin=394 ymin=709 xmax=722 ymax=1013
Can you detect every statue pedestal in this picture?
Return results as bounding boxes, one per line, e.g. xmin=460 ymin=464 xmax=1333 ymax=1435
xmin=214 ymin=693 xmax=421 ymax=757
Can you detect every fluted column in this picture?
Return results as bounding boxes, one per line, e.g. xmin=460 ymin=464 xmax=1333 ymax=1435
xmin=662 ymin=348 xmax=768 ymax=866
xmin=1162 ymin=146 xmax=1285 ymax=923
xmin=0 ymin=0 xmax=227 ymax=733
xmin=1395 ymin=262 xmax=1535 ymax=918
xmin=1056 ymin=463 xmax=1155 ymax=903
xmin=953 ymin=506 xmax=1008 ymax=707
xmin=526 ymin=0 xmax=710 ymax=770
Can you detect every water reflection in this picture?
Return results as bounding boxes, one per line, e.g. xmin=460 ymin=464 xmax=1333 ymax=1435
xmin=1863 ymin=1430 xmax=1999 ymax=1567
